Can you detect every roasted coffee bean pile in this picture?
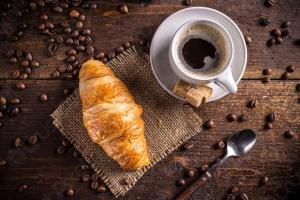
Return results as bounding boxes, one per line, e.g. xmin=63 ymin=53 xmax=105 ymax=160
xmin=0 ymin=96 xmax=22 ymax=124
xmin=266 ymin=21 xmax=291 ymax=47
xmin=225 ymin=186 xmax=249 ymax=200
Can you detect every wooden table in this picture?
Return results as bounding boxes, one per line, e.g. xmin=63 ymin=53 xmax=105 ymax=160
xmin=0 ymin=0 xmax=299 ymax=199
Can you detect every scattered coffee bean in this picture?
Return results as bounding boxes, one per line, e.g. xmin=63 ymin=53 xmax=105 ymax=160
xmin=38 ymin=23 xmax=46 ymax=30
xmin=286 ymin=65 xmax=295 ymax=73
xmin=53 ymin=6 xmax=63 ymax=13
xmin=25 ymin=52 xmax=33 ymax=62
xmin=238 ymin=114 xmax=249 ymax=122
xmin=64 ymin=27 xmax=72 ymax=34
xmin=9 ymin=57 xmax=18 ymax=64
xmin=263 ymin=68 xmax=272 ymax=75
xmin=57 ymin=145 xmax=66 ymax=154
xmin=267 ymin=38 xmax=275 ymax=47
xmin=14 ymin=137 xmax=23 ymax=148
xmin=78 ymin=35 xmax=86 ymax=42
xmin=0 ymin=160 xmax=7 ymax=166
xmin=90 ymin=3 xmax=98 ymax=9
xmin=12 ymin=107 xmax=20 ymax=115
xmin=0 ymin=97 xmax=6 ymax=105
xmin=15 ymin=49 xmax=23 ymax=58
xmin=259 ymin=17 xmax=271 ymax=26
xmin=91 ymin=173 xmax=99 ymax=181
xmin=40 ymin=94 xmax=48 ymax=102
xmin=16 ymin=82 xmax=26 ymax=90
xmin=216 ymin=141 xmax=225 ymax=149
xmin=45 ymin=22 xmax=54 ymax=29
xmin=12 ymin=70 xmax=20 ymax=79
xmin=10 ymin=98 xmax=20 ymax=105
xmin=122 ymin=178 xmax=130 ymax=185
xmin=81 ymin=174 xmax=90 ymax=182
xmin=65 ymin=38 xmax=74 ymax=45
xmin=187 ymin=170 xmax=195 ymax=177
xmin=281 ymin=72 xmax=290 ymax=80
xmin=69 ymin=9 xmax=80 ymax=18
xmin=260 ymin=176 xmax=269 ymax=185
xmin=267 ymin=112 xmax=276 ymax=122
xmin=229 ymin=186 xmax=239 ymax=194
xmin=239 ymin=193 xmax=249 ymax=200
xmin=262 ymin=76 xmax=270 ymax=83
xmin=72 ymin=30 xmax=80 ymax=38
xmin=177 ymin=179 xmax=186 ymax=186
xmin=79 ymin=14 xmax=86 ymax=21
xmin=66 ymin=56 xmax=76 ymax=63
xmin=82 ymin=28 xmax=92 ymax=36
xmin=73 ymin=150 xmax=80 ymax=158
xmin=75 ymin=21 xmax=83 ymax=29
xmin=265 ymin=0 xmax=276 ymax=7
xmin=18 ymin=184 xmax=28 ymax=192
xmin=90 ymin=181 xmax=99 ymax=190
xmin=86 ymin=46 xmax=94 ymax=55
xmin=31 ymin=61 xmax=40 ymax=68
xmin=19 ymin=73 xmax=28 ymax=80
xmin=65 ymin=188 xmax=75 ymax=197
xmin=85 ymin=36 xmax=92 ymax=44
xmin=28 ymin=135 xmax=38 ymax=145
xmin=271 ymin=29 xmax=281 ymax=37
xmin=40 ymin=14 xmax=48 ymax=21
xmin=76 ymin=45 xmax=85 ymax=51
xmin=6 ymin=49 xmax=15 ymax=57
xmin=281 ymin=29 xmax=290 ymax=37
xmin=275 ymin=37 xmax=283 ymax=44
xmin=264 ymin=122 xmax=273 ymax=129
xmin=182 ymin=142 xmax=193 ymax=150
xmin=124 ymin=42 xmax=131 ymax=49
xmin=183 ymin=0 xmax=192 ymax=6
xmin=244 ymin=35 xmax=251 ymax=45
xmin=55 ymin=35 xmax=64 ymax=44
xmin=227 ymin=114 xmax=237 ymax=122
xmin=20 ymin=59 xmax=29 ymax=67
xmin=204 ymin=120 xmax=214 ymax=129
xmin=284 ymin=130 xmax=294 ymax=138
xmin=281 ymin=21 xmax=291 ymax=29
xmin=200 ymin=165 xmax=209 ymax=172
xmin=97 ymin=185 xmax=107 ymax=193
xmin=96 ymin=52 xmax=105 ymax=60
xmin=67 ymin=49 xmax=77 ymax=56
xmin=120 ymin=4 xmax=129 ymax=14
xmin=66 ymin=65 xmax=73 ymax=72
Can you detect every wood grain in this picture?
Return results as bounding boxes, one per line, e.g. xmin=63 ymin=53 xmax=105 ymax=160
xmin=0 ymin=0 xmax=299 ymax=200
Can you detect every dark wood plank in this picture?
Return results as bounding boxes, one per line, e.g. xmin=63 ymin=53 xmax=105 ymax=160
xmin=0 ymin=80 xmax=299 ymax=200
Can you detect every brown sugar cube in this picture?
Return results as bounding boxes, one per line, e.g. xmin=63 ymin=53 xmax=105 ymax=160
xmin=185 ymin=85 xmax=212 ymax=107
xmin=195 ymin=85 xmax=212 ymax=103
xmin=173 ymin=80 xmax=191 ymax=98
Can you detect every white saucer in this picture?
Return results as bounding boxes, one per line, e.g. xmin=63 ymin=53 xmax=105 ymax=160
xmin=150 ymin=7 xmax=247 ymax=102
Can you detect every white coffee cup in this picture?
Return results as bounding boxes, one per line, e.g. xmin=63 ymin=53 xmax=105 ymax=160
xmin=169 ymin=19 xmax=237 ymax=93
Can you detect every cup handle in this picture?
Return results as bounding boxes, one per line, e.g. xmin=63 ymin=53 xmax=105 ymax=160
xmin=215 ymin=68 xmax=237 ymax=94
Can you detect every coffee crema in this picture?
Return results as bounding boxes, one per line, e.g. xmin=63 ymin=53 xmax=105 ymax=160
xmin=175 ymin=23 xmax=229 ymax=77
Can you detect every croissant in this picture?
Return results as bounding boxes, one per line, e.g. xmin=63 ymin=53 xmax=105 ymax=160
xmin=79 ymin=60 xmax=150 ymax=170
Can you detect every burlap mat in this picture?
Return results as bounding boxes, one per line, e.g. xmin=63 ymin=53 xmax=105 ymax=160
xmin=50 ymin=47 xmax=202 ymax=197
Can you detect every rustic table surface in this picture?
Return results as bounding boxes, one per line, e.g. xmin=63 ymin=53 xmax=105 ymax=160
xmin=0 ymin=0 xmax=299 ymax=200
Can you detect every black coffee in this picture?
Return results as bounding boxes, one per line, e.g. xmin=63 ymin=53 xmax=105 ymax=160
xmin=182 ymin=38 xmax=216 ymax=69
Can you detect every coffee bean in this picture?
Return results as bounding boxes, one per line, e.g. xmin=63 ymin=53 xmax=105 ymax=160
xmin=281 ymin=21 xmax=291 ymax=29
xmin=82 ymin=28 xmax=91 ymax=36
xmin=76 ymin=45 xmax=85 ymax=51
xmin=187 ymin=170 xmax=195 ymax=177
xmin=90 ymin=181 xmax=99 ymax=190
xmin=40 ymin=14 xmax=48 ymax=20
xmin=45 ymin=22 xmax=54 ymax=29
xmin=262 ymin=76 xmax=270 ymax=83
xmin=91 ymin=173 xmax=99 ymax=181
xmin=65 ymin=188 xmax=74 ymax=197
xmin=38 ymin=23 xmax=46 ymax=30
xmin=64 ymin=27 xmax=72 ymax=34
xmin=199 ymin=164 xmax=209 ymax=172
xmin=67 ymin=49 xmax=77 ymax=56
xmin=55 ymin=35 xmax=64 ymax=44
xmin=9 ymin=57 xmax=18 ymax=64
xmin=66 ymin=65 xmax=73 ymax=72
xmin=259 ymin=17 xmax=271 ymax=26
xmin=95 ymin=52 xmax=105 ymax=60
xmin=244 ymin=35 xmax=251 ymax=45
xmin=57 ymin=145 xmax=66 ymax=154
xmin=12 ymin=70 xmax=20 ymax=79
xmin=216 ymin=141 xmax=225 ymax=149
xmin=14 ymin=137 xmax=23 ymax=148
xmin=59 ymin=2 xmax=69 ymax=9
xmin=25 ymin=52 xmax=33 ymax=62
xmin=19 ymin=73 xmax=28 ymax=80
xmin=267 ymin=38 xmax=275 ymax=47
xmin=124 ymin=42 xmax=131 ymax=49
xmin=271 ymin=29 xmax=281 ymax=37
xmin=73 ymin=39 xmax=80 ymax=46
xmin=239 ymin=193 xmax=249 ymax=200
xmin=0 ymin=111 xmax=3 ymax=118
xmin=40 ymin=94 xmax=48 ymax=102
xmin=265 ymin=0 xmax=276 ymax=7
xmin=182 ymin=142 xmax=193 ymax=150
xmin=53 ymin=6 xmax=63 ymax=13
xmin=284 ymin=130 xmax=294 ymax=138
xmin=90 ymin=3 xmax=98 ymax=9
xmin=108 ymin=51 xmax=116 ymax=60
xmin=15 ymin=49 xmax=23 ymax=58
xmin=20 ymin=60 xmax=29 ymax=67
xmin=177 ymin=179 xmax=186 ymax=186
xmin=86 ymin=46 xmax=94 ymax=55
xmin=37 ymin=0 xmax=45 ymax=7
xmin=85 ymin=36 xmax=92 ymax=44
xmin=63 ymin=88 xmax=73 ymax=96
xmin=119 ymin=4 xmax=129 ymax=14
xmin=267 ymin=112 xmax=276 ymax=122
xmin=69 ymin=9 xmax=80 ymax=18
xmin=97 ymin=185 xmax=106 ymax=193
xmin=48 ymin=43 xmax=57 ymax=53
xmin=264 ymin=122 xmax=273 ymax=129
xmin=263 ymin=68 xmax=272 ymax=75
xmin=281 ymin=72 xmax=290 ymax=80
xmin=16 ymin=82 xmax=26 ymax=90
xmin=81 ymin=174 xmax=90 ymax=182
xmin=75 ymin=21 xmax=83 ymax=29
xmin=260 ymin=176 xmax=269 ymax=185
xmin=183 ymin=0 xmax=192 ymax=6
xmin=228 ymin=186 xmax=239 ymax=194
xmin=66 ymin=56 xmax=76 ymax=63
xmin=275 ymin=37 xmax=283 ymax=44
xmin=65 ymin=38 xmax=74 ymax=45
xmin=73 ymin=150 xmax=80 ymax=158
xmin=286 ymin=65 xmax=295 ymax=73
xmin=27 ymin=135 xmax=38 ymax=145
xmin=0 ymin=160 xmax=7 ymax=166
xmin=71 ymin=30 xmax=79 ymax=38
xmin=6 ymin=49 xmax=15 ymax=57
xmin=31 ymin=60 xmax=40 ymax=68
xmin=204 ymin=120 xmax=214 ymax=129
xmin=103 ymin=57 xmax=108 ymax=63
xmin=116 ymin=46 xmax=125 ymax=53
xmin=11 ymin=98 xmax=20 ymax=105
xmin=281 ymin=29 xmax=290 ymax=37
xmin=79 ymin=14 xmax=86 ymax=21
xmin=226 ymin=194 xmax=236 ymax=200
xmin=78 ymin=35 xmax=85 ymax=42
xmin=12 ymin=107 xmax=20 ymax=115
xmin=238 ymin=114 xmax=249 ymax=122
xmin=18 ymin=184 xmax=28 ymax=192
xmin=81 ymin=2 xmax=90 ymax=8
xmin=227 ymin=114 xmax=237 ymax=122
xmin=0 ymin=97 xmax=6 ymax=105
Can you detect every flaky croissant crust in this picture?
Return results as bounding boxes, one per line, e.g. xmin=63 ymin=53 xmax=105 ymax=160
xmin=79 ymin=60 xmax=150 ymax=170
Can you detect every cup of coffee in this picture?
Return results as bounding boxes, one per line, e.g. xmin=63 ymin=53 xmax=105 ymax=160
xmin=169 ymin=19 xmax=237 ymax=93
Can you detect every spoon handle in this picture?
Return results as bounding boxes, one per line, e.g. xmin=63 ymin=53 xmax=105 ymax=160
xmin=175 ymin=154 xmax=229 ymax=200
